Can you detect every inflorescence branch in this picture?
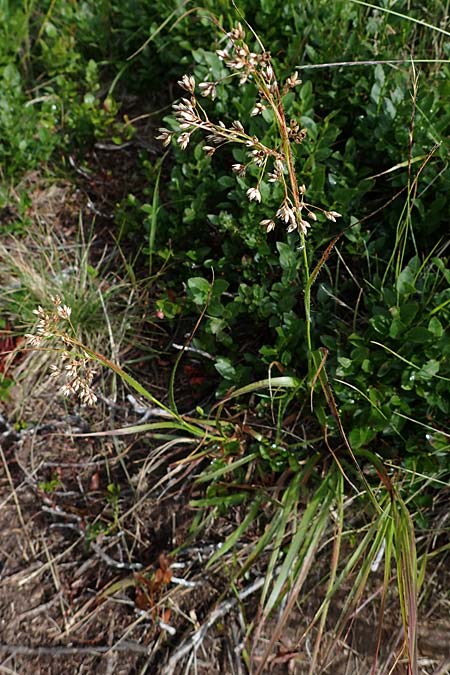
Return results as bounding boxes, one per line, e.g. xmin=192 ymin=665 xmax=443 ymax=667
xmin=156 ymin=22 xmax=341 ymax=236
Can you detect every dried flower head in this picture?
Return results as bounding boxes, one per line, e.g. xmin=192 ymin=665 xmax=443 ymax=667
xmin=277 ymin=201 xmax=296 ymax=226
xmin=161 ymin=22 xmax=342 ymax=241
xmin=57 ymin=304 xmax=72 ymax=320
xmin=247 ymin=187 xmax=261 ymax=203
xmin=283 ymin=71 xmax=302 ymax=95
xmin=199 ymin=81 xmax=217 ymax=100
xmin=299 ymin=219 xmax=311 ymax=234
xmin=202 ymin=145 xmax=216 ymax=156
xmin=25 ymin=333 xmax=43 ymax=348
xmin=228 ymin=22 xmax=246 ymax=41
xmin=178 ymin=74 xmax=195 ymax=94
xmin=324 ymin=210 xmax=342 ymax=222
xmin=231 ymin=120 xmax=245 ymax=133
xmin=156 ymin=128 xmax=172 ymax=147
xmin=261 ymin=219 xmax=276 ymax=232
xmin=177 ymin=133 xmax=191 ymax=150
xmin=25 ymin=300 xmax=98 ymax=406
xmin=251 ymin=102 xmax=266 ymax=117
xmin=232 ymin=163 xmax=246 ymax=176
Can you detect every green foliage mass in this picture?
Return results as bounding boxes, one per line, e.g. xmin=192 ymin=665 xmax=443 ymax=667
xmin=132 ymin=0 xmax=450 ymax=470
xmin=0 ymin=1 xmax=125 ymax=186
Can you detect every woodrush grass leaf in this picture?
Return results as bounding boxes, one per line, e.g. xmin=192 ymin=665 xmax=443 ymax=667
xmin=391 ymin=413 xmax=450 ymax=439
xmin=233 ymin=507 xmax=286 ymax=580
xmin=76 ymin=422 xmax=208 ymax=436
xmin=147 ymin=159 xmax=162 ymax=276
xmin=309 ymin=471 xmax=344 ymax=675
xmin=393 ymin=498 xmax=418 ymax=675
xmin=190 ymin=493 xmax=247 ymax=508
xmin=356 ymin=448 xmax=394 ymax=496
xmin=297 ymin=59 xmax=450 ymax=70
xmin=64 ymin=337 xmax=211 ymax=437
xmin=381 ymin=145 xmax=439 ymax=286
xmin=255 ymin=471 xmax=336 ymax=675
xmin=263 ymin=470 xmax=336 ymax=619
xmin=319 ymin=498 xmax=393 ymax=665
xmin=372 ymin=341 xmax=450 ymax=383
xmin=126 ymin=2 xmax=189 ymax=61
xmin=233 ymin=455 xmax=323 ymax=587
xmin=372 ymin=507 xmax=395 ymax=674
xmin=429 ymin=296 xmax=450 ymax=315
xmin=259 ymin=472 xmax=303 ymax=608
xmin=212 ymin=375 xmax=303 ymax=409
xmin=312 ymin=350 xmax=382 ymax=510
xmin=368 ymin=154 xmax=428 ymax=180
xmin=206 ymin=497 xmax=263 ymax=566
xmin=334 ymin=377 xmax=389 ymax=420
xmin=195 ymin=452 xmax=258 ymax=483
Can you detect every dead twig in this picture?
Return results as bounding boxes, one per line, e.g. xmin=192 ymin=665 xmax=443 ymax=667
xmin=160 ymin=575 xmax=265 ymax=675
xmin=0 ymin=641 xmax=150 ymax=656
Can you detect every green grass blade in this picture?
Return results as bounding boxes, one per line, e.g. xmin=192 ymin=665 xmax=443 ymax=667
xmin=309 ymin=471 xmax=344 ymax=675
xmin=206 ymin=497 xmax=263 ymax=567
xmin=348 ymin=0 xmax=450 ymax=38
xmin=195 ymin=452 xmax=258 ymax=483
xmin=263 ymin=471 xmax=335 ymax=618
xmin=147 ymin=159 xmax=162 ymax=276
xmin=259 ymin=472 xmax=303 ymax=607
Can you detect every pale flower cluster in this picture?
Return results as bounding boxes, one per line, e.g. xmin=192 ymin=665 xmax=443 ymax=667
xmin=25 ymin=295 xmax=97 ymax=406
xmin=156 ymin=22 xmax=341 ymax=236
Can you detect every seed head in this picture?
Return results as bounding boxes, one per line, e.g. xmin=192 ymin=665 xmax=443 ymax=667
xmin=251 ymin=102 xmax=266 ymax=117
xmin=199 ymin=81 xmax=217 ymax=100
xmin=177 ymin=133 xmax=191 ymax=150
xmin=178 ymin=74 xmax=196 ymax=94
xmin=250 ymin=149 xmax=266 ymax=167
xmin=261 ymin=219 xmax=276 ymax=232
xmin=228 ymin=22 xmax=246 ymax=42
xmin=285 ymin=71 xmax=301 ymax=90
xmin=232 ymin=163 xmax=246 ymax=176
xmin=263 ymin=64 xmax=274 ymax=82
xmin=247 ymin=187 xmax=261 ymax=203
xmin=277 ymin=202 xmax=296 ymax=226
xmin=299 ymin=219 xmax=310 ymax=234
xmin=156 ymin=128 xmax=172 ymax=147
xmin=202 ymin=145 xmax=216 ymax=156
xmin=25 ymin=333 xmax=43 ymax=347
xmin=324 ymin=211 xmax=342 ymax=222
xmin=57 ymin=304 xmax=72 ymax=320
xmin=231 ymin=120 xmax=245 ymax=133
xmin=216 ymin=49 xmax=229 ymax=61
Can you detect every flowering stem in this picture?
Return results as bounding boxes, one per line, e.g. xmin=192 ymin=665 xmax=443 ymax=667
xmin=276 ymin=102 xmax=313 ymax=368
xmin=55 ymin=333 xmax=215 ymax=438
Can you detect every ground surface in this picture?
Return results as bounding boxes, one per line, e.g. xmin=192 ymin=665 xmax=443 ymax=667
xmin=1 ymin=397 xmax=450 ymax=675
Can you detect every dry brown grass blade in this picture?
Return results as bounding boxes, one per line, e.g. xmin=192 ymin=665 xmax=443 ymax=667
xmin=252 ymin=474 xmax=335 ymax=675
xmin=253 ymin=538 xmax=319 ymax=675
xmin=393 ymin=499 xmax=419 ymax=675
